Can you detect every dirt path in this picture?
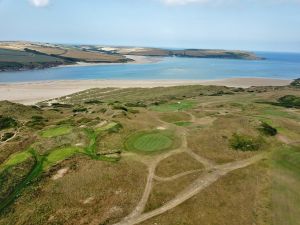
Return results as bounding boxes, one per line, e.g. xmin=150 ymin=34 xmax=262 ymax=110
xmin=0 ymin=130 xmax=18 ymax=145
xmin=154 ymin=169 xmax=202 ymax=182
xmin=186 ymin=149 xmax=215 ymax=169
xmin=111 ymin=110 xmax=267 ymax=225
xmin=113 ymin=153 xmax=266 ymax=225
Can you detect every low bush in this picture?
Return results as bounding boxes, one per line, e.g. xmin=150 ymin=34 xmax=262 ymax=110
xmin=277 ymin=95 xmax=300 ymax=108
xmin=0 ymin=116 xmax=18 ymax=130
xmin=112 ymin=105 xmax=128 ymax=112
xmin=1 ymin=132 xmax=14 ymax=142
xmin=290 ymin=78 xmax=300 ymax=88
xmin=258 ymin=122 xmax=277 ymax=136
xmin=26 ymin=115 xmax=47 ymax=129
xmin=229 ymin=133 xmax=264 ymax=151
xmin=72 ymin=107 xmax=88 ymax=113
xmin=84 ymin=99 xmax=103 ymax=104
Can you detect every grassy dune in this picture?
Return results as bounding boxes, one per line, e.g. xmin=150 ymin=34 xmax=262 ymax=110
xmin=0 ymin=83 xmax=299 ymax=225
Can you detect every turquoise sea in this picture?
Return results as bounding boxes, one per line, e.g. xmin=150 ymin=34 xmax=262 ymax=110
xmin=0 ymin=52 xmax=299 ymax=83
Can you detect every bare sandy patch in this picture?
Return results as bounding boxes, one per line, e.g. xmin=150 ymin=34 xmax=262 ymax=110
xmin=52 ymin=167 xmax=69 ymax=180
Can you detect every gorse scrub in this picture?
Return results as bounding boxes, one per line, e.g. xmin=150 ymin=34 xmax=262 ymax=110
xmin=229 ymin=133 xmax=264 ymax=151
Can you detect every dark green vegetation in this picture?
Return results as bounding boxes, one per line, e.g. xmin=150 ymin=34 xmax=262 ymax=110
xmin=0 ymin=116 xmax=17 ymax=130
xmin=229 ymin=133 xmax=264 ymax=151
xmin=277 ymin=95 xmax=300 ymax=108
xmin=259 ymin=122 xmax=278 ymax=136
xmin=290 ymin=78 xmax=300 ymax=88
xmin=0 ymin=83 xmax=299 ymax=225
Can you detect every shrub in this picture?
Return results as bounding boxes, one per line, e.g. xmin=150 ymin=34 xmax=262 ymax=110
xmin=258 ymin=122 xmax=277 ymax=136
xmin=84 ymin=99 xmax=103 ymax=104
xmin=277 ymin=95 xmax=300 ymax=108
xmin=290 ymin=78 xmax=300 ymax=88
xmin=229 ymin=133 xmax=263 ymax=151
xmin=112 ymin=105 xmax=128 ymax=112
xmin=51 ymin=103 xmax=72 ymax=108
xmin=72 ymin=107 xmax=88 ymax=113
xmin=1 ymin=132 xmax=14 ymax=141
xmin=0 ymin=116 xmax=17 ymax=130
xmin=125 ymin=102 xmax=147 ymax=108
xmin=26 ymin=115 xmax=47 ymax=128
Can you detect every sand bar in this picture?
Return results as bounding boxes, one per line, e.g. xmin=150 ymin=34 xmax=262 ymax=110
xmin=0 ymin=78 xmax=291 ymax=105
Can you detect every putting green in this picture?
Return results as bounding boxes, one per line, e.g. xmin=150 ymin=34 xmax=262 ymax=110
xmin=125 ymin=130 xmax=178 ymax=153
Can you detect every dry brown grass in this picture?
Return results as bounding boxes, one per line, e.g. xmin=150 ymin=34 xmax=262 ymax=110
xmin=61 ymin=49 xmax=126 ymax=62
xmin=27 ymin=46 xmax=66 ymax=55
xmin=155 ymin=152 xmax=203 ymax=177
xmin=145 ymin=173 xmax=201 ymax=213
xmin=187 ymin=116 xmax=259 ymax=163
xmin=0 ymin=156 xmax=147 ymax=225
xmin=141 ymin=162 xmax=271 ymax=225
xmin=158 ymin=112 xmax=191 ymax=123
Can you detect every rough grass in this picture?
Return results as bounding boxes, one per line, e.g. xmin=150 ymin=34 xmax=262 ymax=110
xmin=145 ymin=173 xmax=201 ymax=212
xmin=124 ymin=130 xmax=178 ymax=153
xmin=0 ymin=158 xmax=147 ymax=225
xmin=41 ymin=125 xmax=72 ymax=138
xmin=158 ymin=112 xmax=191 ymax=123
xmin=155 ymin=152 xmax=204 ymax=177
xmin=142 ymin=162 xmax=271 ymax=225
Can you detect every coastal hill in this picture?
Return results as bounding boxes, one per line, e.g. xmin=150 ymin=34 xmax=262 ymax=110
xmin=0 ymin=41 xmax=262 ymax=72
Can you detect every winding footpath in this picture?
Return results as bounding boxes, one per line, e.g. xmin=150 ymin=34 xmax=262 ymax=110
xmin=112 ymin=114 xmax=267 ymax=225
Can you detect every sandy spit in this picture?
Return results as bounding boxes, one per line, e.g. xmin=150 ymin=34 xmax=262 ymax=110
xmin=0 ymin=78 xmax=291 ymax=105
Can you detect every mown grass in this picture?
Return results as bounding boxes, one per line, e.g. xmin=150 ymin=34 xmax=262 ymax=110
xmin=174 ymin=121 xmax=193 ymax=127
xmin=42 ymin=146 xmax=82 ymax=170
xmin=41 ymin=125 xmax=72 ymax=138
xmin=0 ymin=150 xmax=32 ymax=172
xmin=150 ymin=100 xmax=196 ymax=112
xmin=262 ymin=107 xmax=300 ymax=121
xmin=271 ymin=146 xmax=300 ymax=225
xmin=95 ymin=122 xmax=119 ymax=133
xmin=125 ymin=130 xmax=178 ymax=153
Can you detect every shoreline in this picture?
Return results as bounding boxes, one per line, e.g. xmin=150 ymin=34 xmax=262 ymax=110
xmin=0 ymin=78 xmax=291 ymax=105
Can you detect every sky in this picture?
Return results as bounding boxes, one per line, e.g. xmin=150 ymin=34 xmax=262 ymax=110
xmin=0 ymin=0 xmax=300 ymax=52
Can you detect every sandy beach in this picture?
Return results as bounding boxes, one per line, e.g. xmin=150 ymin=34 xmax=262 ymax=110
xmin=58 ymin=55 xmax=162 ymax=68
xmin=0 ymin=78 xmax=291 ymax=105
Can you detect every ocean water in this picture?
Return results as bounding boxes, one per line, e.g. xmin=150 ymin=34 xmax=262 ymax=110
xmin=0 ymin=52 xmax=299 ymax=83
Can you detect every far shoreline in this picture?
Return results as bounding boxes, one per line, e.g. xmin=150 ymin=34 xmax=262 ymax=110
xmin=0 ymin=77 xmax=292 ymax=105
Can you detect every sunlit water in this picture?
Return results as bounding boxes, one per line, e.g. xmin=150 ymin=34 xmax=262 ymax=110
xmin=0 ymin=52 xmax=299 ymax=83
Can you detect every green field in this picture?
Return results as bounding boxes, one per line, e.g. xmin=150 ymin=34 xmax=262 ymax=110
xmin=42 ymin=146 xmax=81 ymax=170
xmin=271 ymin=146 xmax=300 ymax=225
xmin=41 ymin=125 xmax=72 ymax=138
xmin=125 ymin=130 xmax=178 ymax=153
xmin=0 ymin=150 xmax=32 ymax=172
xmin=150 ymin=100 xmax=196 ymax=112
